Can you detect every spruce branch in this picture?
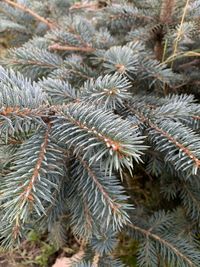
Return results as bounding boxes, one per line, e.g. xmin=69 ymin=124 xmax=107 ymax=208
xmin=37 ymin=172 xmax=68 ymax=230
xmin=20 ymin=123 xmax=51 ymax=203
xmin=82 ymin=73 xmax=132 ymax=109
xmin=107 ymin=4 xmax=155 ymax=26
xmin=2 ymin=0 xmax=56 ymax=29
xmin=0 ymin=107 xmax=37 ymax=117
xmin=148 ymin=121 xmax=200 ymax=175
xmin=49 ymin=44 xmax=95 ymax=53
xmin=1 ymin=0 xmax=200 ymax=264
xmin=179 ymin=181 xmax=200 ymax=222
xmin=128 ymin=221 xmax=200 ymax=267
xmin=1 ymin=47 xmax=63 ymax=79
xmin=52 ymin=103 xmax=146 ymax=173
xmin=76 ymin=154 xmax=126 ymax=216
xmin=0 ymin=66 xmax=46 ymax=108
xmin=68 ymin=154 xmax=131 ymax=237
xmin=0 ymin=126 xmax=64 ymax=246
xmin=125 ymin=100 xmax=200 ymax=175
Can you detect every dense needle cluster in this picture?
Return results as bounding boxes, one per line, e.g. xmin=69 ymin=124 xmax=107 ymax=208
xmin=0 ymin=0 xmax=200 ymax=266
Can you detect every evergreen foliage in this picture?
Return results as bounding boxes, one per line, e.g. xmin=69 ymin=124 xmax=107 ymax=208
xmin=0 ymin=0 xmax=200 ymax=266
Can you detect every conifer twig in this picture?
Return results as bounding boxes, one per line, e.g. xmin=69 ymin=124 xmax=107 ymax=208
xmin=3 ymin=0 xmax=56 ymax=29
xmin=49 ymin=44 xmax=95 ymax=52
xmin=20 ymin=123 xmax=51 ymax=203
xmin=128 ymin=223 xmax=196 ymax=267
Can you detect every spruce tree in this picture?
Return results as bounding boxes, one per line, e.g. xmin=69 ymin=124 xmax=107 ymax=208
xmin=0 ymin=0 xmax=200 ymax=266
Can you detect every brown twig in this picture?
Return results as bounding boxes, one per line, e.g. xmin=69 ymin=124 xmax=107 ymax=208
xmin=160 ymin=0 xmax=176 ymax=24
xmin=178 ymin=59 xmax=200 ymax=70
xmin=49 ymin=43 xmax=95 ymax=52
xmin=154 ymin=0 xmax=176 ymax=62
xmin=3 ymin=0 xmax=56 ymax=29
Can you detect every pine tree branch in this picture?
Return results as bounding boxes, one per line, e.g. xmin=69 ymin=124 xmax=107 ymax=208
xmin=109 ymin=9 xmax=154 ymax=23
xmin=149 ymin=122 xmax=200 ymax=168
xmin=2 ymin=47 xmax=63 ymax=79
xmin=0 ymin=107 xmax=44 ymax=118
xmin=0 ymin=125 xmax=65 ymax=246
xmin=1 ymin=0 xmax=200 ymax=262
xmin=68 ymin=152 xmax=131 ymax=234
xmin=0 ymin=107 xmax=31 ymax=117
xmin=20 ymin=123 xmax=51 ymax=204
xmin=77 ymin=154 xmax=121 ymax=212
xmin=37 ymin=175 xmax=66 ymax=225
xmin=12 ymin=128 xmax=50 ymax=215
xmin=128 ymin=223 xmax=197 ymax=267
xmin=53 ymin=103 xmax=145 ymax=167
xmin=9 ymin=59 xmax=59 ymax=68
xmin=180 ymin=182 xmax=200 ymax=221
xmin=49 ymin=44 xmax=95 ymax=52
xmin=125 ymin=103 xmax=200 ymax=172
xmin=3 ymin=0 xmax=56 ymax=29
